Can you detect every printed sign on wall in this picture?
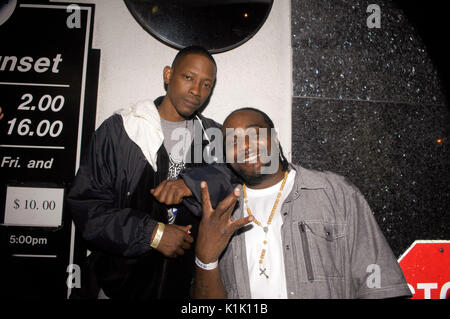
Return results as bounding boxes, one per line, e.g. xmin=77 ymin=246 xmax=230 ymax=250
xmin=0 ymin=1 xmax=99 ymax=299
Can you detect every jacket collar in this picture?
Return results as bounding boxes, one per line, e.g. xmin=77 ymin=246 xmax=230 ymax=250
xmin=117 ymin=99 xmax=164 ymax=171
xmin=284 ymin=163 xmax=327 ymax=203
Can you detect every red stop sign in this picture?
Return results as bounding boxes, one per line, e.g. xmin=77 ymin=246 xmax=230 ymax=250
xmin=398 ymin=240 xmax=450 ymax=299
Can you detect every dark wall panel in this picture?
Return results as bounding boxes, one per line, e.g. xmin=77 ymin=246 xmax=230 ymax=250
xmin=291 ymin=0 xmax=449 ymax=257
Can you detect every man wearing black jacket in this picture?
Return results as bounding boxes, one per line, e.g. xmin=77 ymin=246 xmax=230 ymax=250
xmin=67 ymin=46 xmax=220 ymax=299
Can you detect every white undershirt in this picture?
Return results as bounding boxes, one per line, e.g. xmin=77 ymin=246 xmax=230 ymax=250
xmin=243 ymin=169 xmax=296 ymax=299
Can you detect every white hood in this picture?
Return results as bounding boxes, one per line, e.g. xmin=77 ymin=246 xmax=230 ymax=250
xmin=116 ymin=100 xmax=164 ymax=171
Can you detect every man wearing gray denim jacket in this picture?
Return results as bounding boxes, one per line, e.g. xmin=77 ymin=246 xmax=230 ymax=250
xmin=184 ymin=108 xmax=411 ymax=299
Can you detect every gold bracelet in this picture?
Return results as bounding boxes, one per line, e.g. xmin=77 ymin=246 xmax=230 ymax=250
xmin=150 ymin=222 xmax=165 ymax=249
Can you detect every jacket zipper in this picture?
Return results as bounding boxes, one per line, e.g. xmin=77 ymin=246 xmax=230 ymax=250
xmin=299 ymin=222 xmax=314 ymax=281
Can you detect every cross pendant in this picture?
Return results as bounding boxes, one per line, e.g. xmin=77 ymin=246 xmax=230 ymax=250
xmin=259 ymin=268 xmax=269 ymax=279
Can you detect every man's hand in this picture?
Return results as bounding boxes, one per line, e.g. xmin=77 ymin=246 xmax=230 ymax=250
xmin=191 ymin=182 xmax=252 ymax=299
xmin=150 ymin=179 xmax=192 ymax=205
xmin=196 ymin=181 xmax=253 ymax=263
xmin=152 ymin=224 xmax=194 ymax=258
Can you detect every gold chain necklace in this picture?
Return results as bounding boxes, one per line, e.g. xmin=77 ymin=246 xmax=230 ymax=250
xmin=242 ymin=170 xmax=288 ymax=278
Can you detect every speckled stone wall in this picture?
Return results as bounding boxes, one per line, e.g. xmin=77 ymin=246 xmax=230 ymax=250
xmin=291 ymin=0 xmax=449 ymax=257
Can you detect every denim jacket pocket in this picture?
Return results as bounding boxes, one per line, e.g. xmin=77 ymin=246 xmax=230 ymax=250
xmin=297 ymin=221 xmax=346 ymax=280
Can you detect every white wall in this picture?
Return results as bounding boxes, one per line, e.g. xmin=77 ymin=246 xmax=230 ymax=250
xmin=52 ymin=0 xmax=292 ymax=158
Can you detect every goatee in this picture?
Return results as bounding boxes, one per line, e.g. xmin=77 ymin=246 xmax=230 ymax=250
xmin=231 ymin=165 xmax=271 ymax=187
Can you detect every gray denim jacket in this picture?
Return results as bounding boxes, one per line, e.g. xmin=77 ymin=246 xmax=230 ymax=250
xmin=219 ymin=164 xmax=412 ymax=299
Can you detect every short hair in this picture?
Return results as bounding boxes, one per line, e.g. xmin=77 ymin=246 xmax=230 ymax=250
xmin=172 ymin=45 xmax=216 ymax=68
xmin=225 ymin=107 xmax=275 ymax=129
xmin=224 ymin=107 xmax=289 ymax=171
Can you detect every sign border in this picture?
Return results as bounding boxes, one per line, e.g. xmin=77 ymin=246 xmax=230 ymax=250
xmin=398 ymin=239 xmax=450 ymax=262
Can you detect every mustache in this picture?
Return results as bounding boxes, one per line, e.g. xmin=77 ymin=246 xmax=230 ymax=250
xmin=233 ymin=146 xmax=274 ymax=163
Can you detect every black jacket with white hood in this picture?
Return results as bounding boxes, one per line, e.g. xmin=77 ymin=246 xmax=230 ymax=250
xmin=67 ymin=97 xmax=220 ymax=299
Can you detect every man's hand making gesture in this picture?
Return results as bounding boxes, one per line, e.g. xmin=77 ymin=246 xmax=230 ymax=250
xmin=192 ymin=181 xmax=253 ymax=298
